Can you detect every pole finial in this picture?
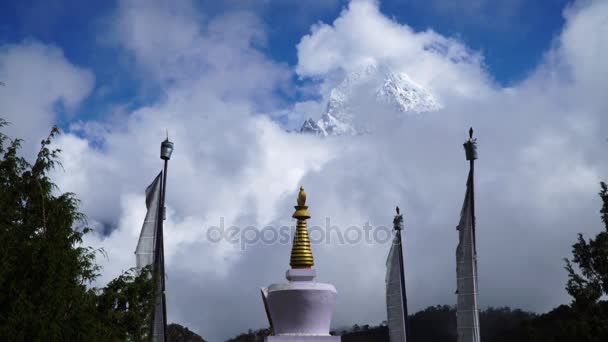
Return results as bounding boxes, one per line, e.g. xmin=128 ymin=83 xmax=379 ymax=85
xmin=464 ymin=127 xmax=478 ymax=161
xmin=160 ymin=133 xmax=174 ymax=160
xmin=393 ymin=206 xmax=403 ymax=231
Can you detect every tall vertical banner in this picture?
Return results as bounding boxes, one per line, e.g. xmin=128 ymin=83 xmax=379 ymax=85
xmin=135 ymin=172 xmax=166 ymax=341
xmin=386 ymin=211 xmax=408 ymax=342
xmin=135 ymin=172 xmax=162 ymax=269
xmin=456 ymin=134 xmax=480 ymax=342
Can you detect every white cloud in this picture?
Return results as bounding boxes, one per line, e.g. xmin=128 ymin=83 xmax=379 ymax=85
xmin=108 ymin=0 xmax=290 ymax=106
xmin=558 ymin=0 xmax=608 ymax=101
xmin=284 ymin=0 xmax=608 ymax=333
xmin=47 ymin=2 xmax=331 ymax=339
xmin=0 ymin=41 xmax=94 ymax=155
xmin=295 ymin=0 xmax=491 ymax=99
xmin=4 ymin=0 xmax=606 ymax=340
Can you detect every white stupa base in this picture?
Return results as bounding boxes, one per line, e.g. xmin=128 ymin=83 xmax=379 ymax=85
xmin=263 ymin=268 xmax=340 ymax=341
xmin=266 ymin=335 xmax=340 ymax=342
xmin=266 ymin=280 xmax=337 ymax=335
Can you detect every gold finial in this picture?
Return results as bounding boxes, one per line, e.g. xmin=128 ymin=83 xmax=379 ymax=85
xmin=292 ymin=186 xmax=310 ymax=220
xmin=290 ymin=186 xmax=314 ymax=269
xmin=297 ymin=186 xmax=306 ymax=206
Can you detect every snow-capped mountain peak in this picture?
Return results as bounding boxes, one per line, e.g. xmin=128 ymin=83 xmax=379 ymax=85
xmin=300 ymin=64 xmax=442 ymax=136
xmin=376 ymin=72 xmax=442 ymax=113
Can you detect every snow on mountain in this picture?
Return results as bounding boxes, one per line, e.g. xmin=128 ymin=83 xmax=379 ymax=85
xmin=300 ymin=64 xmax=442 ymax=136
xmin=376 ymin=72 xmax=442 ymax=113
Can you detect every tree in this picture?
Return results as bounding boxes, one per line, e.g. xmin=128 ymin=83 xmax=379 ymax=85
xmin=524 ymin=304 xmax=588 ymax=342
xmin=480 ymin=307 xmax=535 ymax=342
xmin=515 ymin=182 xmax=608 ymax=342
xmin=0 ymin=120 xmax=101 ymax=340
xmin=96 ymin=266 xmax=154 ymax=341
xmin=565 ymin=182 xmax=608 ymax=307
xmin=0 ymin=120 xmax=155 ymax=341
xmin=555 ymin=181 xmax=608 ymax=340
xmin=167 ymin=323 xmax=206 ymax=342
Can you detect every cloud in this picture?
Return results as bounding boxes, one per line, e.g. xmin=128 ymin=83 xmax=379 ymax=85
xmin=47 ymin=1 xmax=329 ymax=339
xmin=108 ymin=0 xmax=290 ymax=106
xmin=3 ymin=0 xmax=605 ymax=340
xmin=556 ymin=0 xmax=608 ymax=101
xmin=277 ymin=0 xmax=607 ymax=335
xmin=0 ymin=41 xmax=94 ymax=155
xmin=295 ymin=0 xmax=491 ymax=100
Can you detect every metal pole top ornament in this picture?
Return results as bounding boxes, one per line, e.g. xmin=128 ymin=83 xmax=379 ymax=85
xmin=464 ymin=127 xmax=478 ymax=161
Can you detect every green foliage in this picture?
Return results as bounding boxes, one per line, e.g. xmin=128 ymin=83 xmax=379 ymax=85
xmin=480 ymin=307 xmax=536 ymax=342
xmin=228 ymin=306 xmax=535 ymax=342
xmin=167 ymin=323 xmax=206 ymax=342
xmin=96 ymin=266 xmax=154 ymax=341
xmin=525 ymin=303 xmax=608 ymax=342
xmin=565 ymin=182 xmax=608 ymax=307
xmin=226 ymin=328 xmax=270 ymax=342
xmin=0 ymin=121 xmax=154 ymax=341
xmin=554 ymin=182 xmax=608 ymax=340
xmin=0 ymin=120 xmax=99 ymax=340
xmin=340 ymin=324 xmax=388 ymax=342
xmin=524 ymin=182 xmax=608 ymax=341
xmin=408 ymin=305 xmax=456 ymax=341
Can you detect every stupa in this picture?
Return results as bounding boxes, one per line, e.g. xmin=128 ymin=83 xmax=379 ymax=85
xmin=261 ymin=187 xmax=340 ymax=341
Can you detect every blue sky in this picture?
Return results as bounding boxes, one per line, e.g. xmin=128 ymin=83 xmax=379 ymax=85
xmin=1 ymin=0 xmax=571 ymax=124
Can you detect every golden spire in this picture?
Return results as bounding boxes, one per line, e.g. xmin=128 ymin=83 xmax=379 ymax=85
xmin=290 ymin=186 xmax=314 ymax=269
